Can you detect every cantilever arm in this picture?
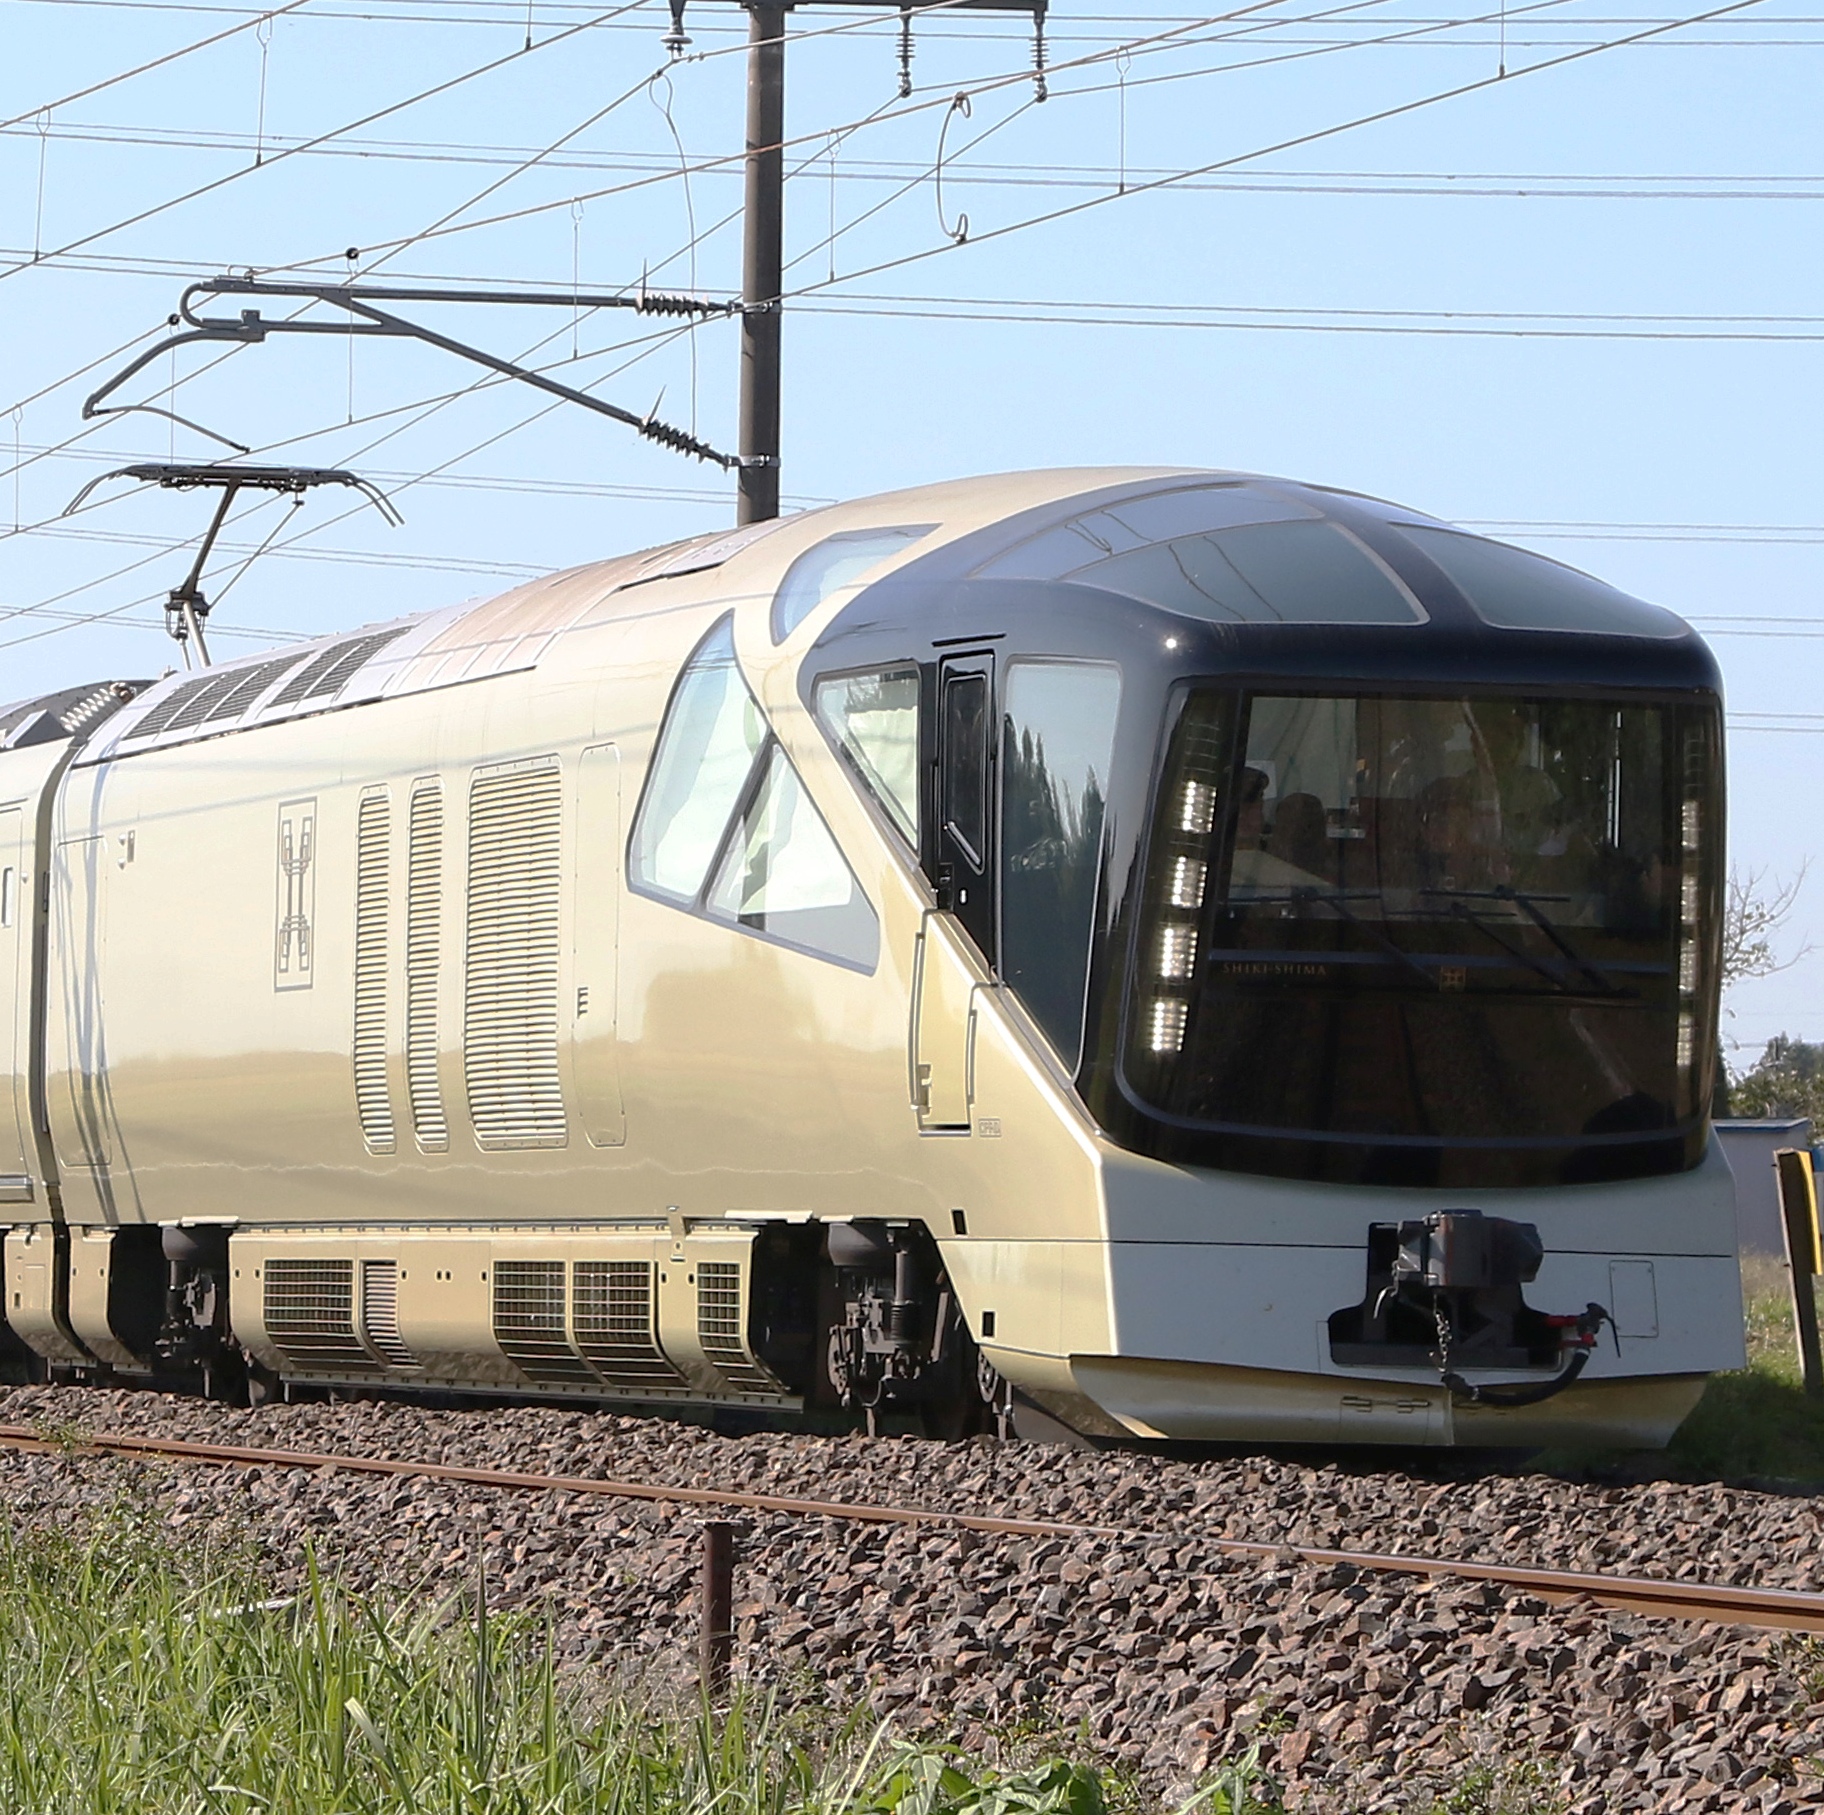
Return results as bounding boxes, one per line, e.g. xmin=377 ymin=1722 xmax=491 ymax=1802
xmin=170 ymin=276 xmax=743 ymax=468
xmin=80 ymin=322 xmax=261 ymax=453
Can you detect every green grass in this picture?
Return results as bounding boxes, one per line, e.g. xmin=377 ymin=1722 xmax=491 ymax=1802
xmin=1413 ymin=1756 xmax=1563 ymax=1815
xmin=0 ymin=1512 xmax=1282 ymax=1815
xmin=1662 ymin=1253 xmax=1824 ymax=1485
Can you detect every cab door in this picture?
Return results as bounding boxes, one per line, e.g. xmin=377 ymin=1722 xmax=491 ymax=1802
xmin=910 ymin=651 xmax=996 ymax=1135
xmin=934 ymin=651 xmax=996 ymax=961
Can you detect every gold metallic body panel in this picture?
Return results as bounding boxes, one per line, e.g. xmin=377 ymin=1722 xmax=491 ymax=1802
xmin=228 ymin=1223 xmax=792 ymax=1404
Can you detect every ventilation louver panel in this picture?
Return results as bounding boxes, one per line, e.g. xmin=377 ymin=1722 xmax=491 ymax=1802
xmin=305 ymin=628 xmax=410 ymax=699
xmin=463 ymin=763 xmax=567 ymax=1149
xmin=359 ymin=1259 xmax=416 ymax=1368
xmin=492 ymin=1259 xmax=596 ymax=1384
xmin=204 ymin=654 xmax=306 ymax=723
xmin=124 ymin=675 xmax=219 ymax=740
xmin=167 ymin=671 xmax=249 ymax=732
xmin=353 ymin=793 xmax=396 ymax=1152
xmin=406 ymin=784 xmax=448 ymax=1151
xmin=696 ymin=1260 xmax=781 ymax=1392
xmin=573 ymin=1261 xmax=683 ymax=1390
xmin=270 ymin=643 xmax=360 ymax=708
xmin=263 ymin=1259 xmax=378 ymax=1370
xmin=269 ymin=627 xmax=408 ymax=710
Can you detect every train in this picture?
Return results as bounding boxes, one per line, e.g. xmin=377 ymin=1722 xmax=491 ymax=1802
xmin=0 ymin=465 xmax=1742 ymax=1447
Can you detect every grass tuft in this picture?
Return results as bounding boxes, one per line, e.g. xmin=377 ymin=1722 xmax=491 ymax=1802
xmin=1663 ymin=1253 xmax=1824 ymax=1486
xmin=1415 ymin=1754 xmax=1563 ymax=1815
xmin=0 ymin=1511 xmax=1271 ymax=1815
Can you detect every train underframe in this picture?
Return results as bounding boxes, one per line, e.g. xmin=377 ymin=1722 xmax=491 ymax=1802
xmin=0 ymin=1208 xmax=1716 ymax=1451
xmin=0 ymin=1217 xmax=1019 ymax=1438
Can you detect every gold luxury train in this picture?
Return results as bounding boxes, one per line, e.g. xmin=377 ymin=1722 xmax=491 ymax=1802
xmin=0 ymin=467 xmax=1740 ymax=1446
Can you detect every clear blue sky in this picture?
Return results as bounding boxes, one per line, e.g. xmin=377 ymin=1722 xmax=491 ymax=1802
xmin=2 ymin=0 xmax=1819 ymax=1066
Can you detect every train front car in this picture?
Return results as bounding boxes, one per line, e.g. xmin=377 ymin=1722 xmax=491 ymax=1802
xmin=803 ymin=469 xmax=1737 ymax=1447
xmin=0 ymin=464 xmax=1738 ymax=1447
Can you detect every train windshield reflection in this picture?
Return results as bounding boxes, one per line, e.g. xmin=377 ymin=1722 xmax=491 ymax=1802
xmin=1228 ymin=695 xmax=1672 ymax=943
xmin=1125 ymin=688 xmax=1722 ymax=1174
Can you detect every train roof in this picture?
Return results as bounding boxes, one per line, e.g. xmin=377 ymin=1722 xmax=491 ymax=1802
xmin=85 ymin=467 xmax=1718 ymax=762
xmin=1 ymin=679 xmax=146 ymax=751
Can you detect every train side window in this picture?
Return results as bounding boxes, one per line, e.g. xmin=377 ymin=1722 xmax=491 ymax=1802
xmin=0 ymin=867 xmax=13 ymax=928
xmin=942 ymin=672 xmax=990 ymax=866
xmin=629 ymin=617 xmax=767 ymax=903
xmin=705 ymin=746 xmax=879 ymax=971
xmin=1000 ymin=661 xmax=1122 ymax=1068
xmin=770 ymin=526 xmax=934 ymax=643
xmin=811 ymin=667 xmax=920 ymax=844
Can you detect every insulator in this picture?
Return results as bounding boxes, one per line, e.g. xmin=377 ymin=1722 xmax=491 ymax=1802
xmin=638 ymin=417 xmax=732 ymax=467
xmin=635 ymin=291 xmax=724 ymax=318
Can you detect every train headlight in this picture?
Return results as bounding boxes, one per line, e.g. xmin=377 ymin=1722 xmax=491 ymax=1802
xmin=1147 ymin=997 xmax=1189 ymax=1053
xmin=1179 ymin=779 xmax=1217 ymax=836
xmin=1157 ymin=923 xmax=1198 ymax=980
xmin=1168 ymin=857 xmax=1207 ymax=910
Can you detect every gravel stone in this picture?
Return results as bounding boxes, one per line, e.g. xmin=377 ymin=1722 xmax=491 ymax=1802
xmin=3 ymin=1384 xmax=1824 ymax=1812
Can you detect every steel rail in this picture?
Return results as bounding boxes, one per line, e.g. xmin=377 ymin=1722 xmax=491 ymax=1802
xmin=2 ymin=1421 xmax=1819 ymax=1635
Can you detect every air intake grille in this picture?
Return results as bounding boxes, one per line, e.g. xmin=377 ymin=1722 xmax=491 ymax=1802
xmin=204 ymin=654 xmax=305 ymax=723
xmin=574 ymin=1261 xmax=682 ymax=1389
xmin=696 ymin=1260 xmax=778 ymax=1392
xmin=125 ymin=675 xmax=218 ymax=740
xmin=492 ymin=1259 xmax=595 ymax=1384
xmin=359 ymin=1259 xmax=415 ymax=1368
xmin=167 ymin=671 xmax=247 ymax=732
xmin=352 ymin=792 xmax=395 ymax=1152
xmin=464 ymin=763 xmax=566 ymax=1149
xmin=405 ymin=783 xmax=448 ymax=1151
xmin=269 ymin=627 xmax=409 ymax=709
xmin=263 ymin=1259 xmax=376 ymax=1369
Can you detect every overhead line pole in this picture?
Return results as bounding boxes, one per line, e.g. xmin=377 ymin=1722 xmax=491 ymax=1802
xmin=708 ymin=0 xmax=1049 ymax=523
xmin=739 ymin=2 xmax=788 ymax=524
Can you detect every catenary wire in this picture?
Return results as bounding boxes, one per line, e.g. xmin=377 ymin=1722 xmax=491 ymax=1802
xmin=781 ymin=0 xmax=1782 ymax=307
xmin=4 ymin=2 xmax=1795 ymax=643
xmin=0 ymin=0 xmax=322 ymax=135
xmin=0 ymin=2 xmax=647 ymax=288
xmin=267 ymin=0 xmax=1350 ymax=269
xmin=0 ymin=313 xmax=705 ymax=647
xmin=12 ymin=119 xmax=1823 ymax=203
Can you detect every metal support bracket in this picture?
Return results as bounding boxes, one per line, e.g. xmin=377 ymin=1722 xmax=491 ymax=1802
xmin=83 ymin=277 xmax=744 ymax=471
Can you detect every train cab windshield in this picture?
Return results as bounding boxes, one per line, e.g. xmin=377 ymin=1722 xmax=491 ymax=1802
xmin=1121 ymin=687 xmax=1722 ymax=1186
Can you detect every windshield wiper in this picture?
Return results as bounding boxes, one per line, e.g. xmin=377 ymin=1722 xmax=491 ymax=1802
xmin=1418 ymin=885 xmax=1620 ymax=996
xmin=1439 ymin=900 xmax=1578 ymax=995
xmin=1288 ymin=886 xmax=1441 ymax=990
xmin=1496 ymin=885 xmax=1620 ymax=995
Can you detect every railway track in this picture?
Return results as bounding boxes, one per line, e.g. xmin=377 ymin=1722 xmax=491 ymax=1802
xmin=1 ymin=1419 xmax=1818 ymax=1637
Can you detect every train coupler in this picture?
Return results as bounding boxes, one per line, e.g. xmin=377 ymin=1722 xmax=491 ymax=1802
xmin=1330 ymin=1208 xmax=1618 ymax=1408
